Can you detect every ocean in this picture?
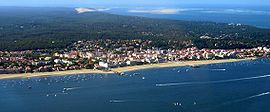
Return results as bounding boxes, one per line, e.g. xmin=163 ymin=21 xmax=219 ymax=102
xmin=108 ymin=5 xmax=270 ymax=28
xmin=0 ymin=58 xmax=270 ymax=112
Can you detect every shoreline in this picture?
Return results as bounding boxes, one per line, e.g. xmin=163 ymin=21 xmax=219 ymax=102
xmin=0 ymin=58 xmax=256 ymax=80
xmin=111 ymin=58 xmax=256 ymax=73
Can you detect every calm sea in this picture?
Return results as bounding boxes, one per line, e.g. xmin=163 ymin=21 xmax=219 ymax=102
xmin=0 ymin=58 xmax=270 ymax=112
xmin=109 ymin=5 xmax=270 ymax=28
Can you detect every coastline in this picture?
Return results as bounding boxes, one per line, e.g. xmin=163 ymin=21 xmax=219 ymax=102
xmin=111 ymin=58 xmax=256 ymax=73
xmin=0 ymin=58 xmax=256 ymax=80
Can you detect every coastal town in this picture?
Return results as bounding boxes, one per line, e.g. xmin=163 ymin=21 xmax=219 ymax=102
xmin=0 ymin=39 xmax=270 ymax=74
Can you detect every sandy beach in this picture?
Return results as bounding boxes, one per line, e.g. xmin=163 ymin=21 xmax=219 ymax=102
xmin=0 ymin=58 xmax=255 ymax=80
xmin=111 ymin=58 xmax=255 ymax=73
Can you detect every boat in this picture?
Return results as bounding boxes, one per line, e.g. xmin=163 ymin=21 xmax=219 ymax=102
xmin=191 ymin=65 xmax=201 ymax=68
xmin=119 ymin=72 xmax=125 ymax=75
xmin=133 ymin=73 xmax=140 ymax=75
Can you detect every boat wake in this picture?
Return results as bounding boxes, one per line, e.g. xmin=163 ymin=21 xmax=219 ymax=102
xmin=109 ymin=100 xmax=128 ymax=103
xmin=209 ymin=68 xmax=226 ymax=71
xmin=156 ymin=74 xmax=270 ymax=87
xmin=197 ymin=68 xmax=227 ymax=71
xmin=63 ymin=87 xmax=81 ymax=91
xmin=223 ymin=92 xmax=270 ymax=105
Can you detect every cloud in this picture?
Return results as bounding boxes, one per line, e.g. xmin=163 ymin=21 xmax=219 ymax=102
xmin=75 ymin=7 xmax=110 ymax=13
xmin=128 ymin=8 xmax=181 ymax=14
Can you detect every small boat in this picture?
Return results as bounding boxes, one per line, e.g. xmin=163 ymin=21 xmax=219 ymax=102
xmin=133 ymin=73 xmax=140 ymax=75
xmin=63 ymin=87 xmax=80 ymax=91
xmin=191 ymin=65 xmax=201 ymax=68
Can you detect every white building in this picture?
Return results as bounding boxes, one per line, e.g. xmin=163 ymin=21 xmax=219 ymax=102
xmin=99 ymin=62 xmax=109 ymax=68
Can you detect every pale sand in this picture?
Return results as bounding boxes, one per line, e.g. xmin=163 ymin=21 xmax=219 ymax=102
xmin=0 ymin=58 xmax=256 ymax=80
xmin=112 ymin=58 xmax=256 ymax=73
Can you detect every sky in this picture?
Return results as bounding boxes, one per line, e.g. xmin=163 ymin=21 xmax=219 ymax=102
xmin=0 ymin=0 xmax=270 ymax=7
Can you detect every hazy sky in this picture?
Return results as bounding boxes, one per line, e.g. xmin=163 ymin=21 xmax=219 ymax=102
xmin=1 ymin=0 xmax=269 ymax=7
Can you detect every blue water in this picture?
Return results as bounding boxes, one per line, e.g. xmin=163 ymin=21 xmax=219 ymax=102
xmin=0 ymin=59 xmax=270 ymax=112
xmin=108 ymin=5 xmax=270 ymax=28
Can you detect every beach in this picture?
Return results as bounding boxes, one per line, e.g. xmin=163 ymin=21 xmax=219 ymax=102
xmin=0 ymin=58 xmax=255 ymax=80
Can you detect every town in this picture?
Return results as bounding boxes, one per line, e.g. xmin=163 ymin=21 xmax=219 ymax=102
xmin=0 ymin=39 xmax=270 ymax=74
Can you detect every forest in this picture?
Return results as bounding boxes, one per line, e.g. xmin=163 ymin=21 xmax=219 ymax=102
xmin=0 ymin=7 xmax=270 ymax=51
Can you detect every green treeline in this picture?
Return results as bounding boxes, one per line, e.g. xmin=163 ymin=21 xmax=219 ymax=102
xmin=0 ymin=7 xmax=269 ymax=51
